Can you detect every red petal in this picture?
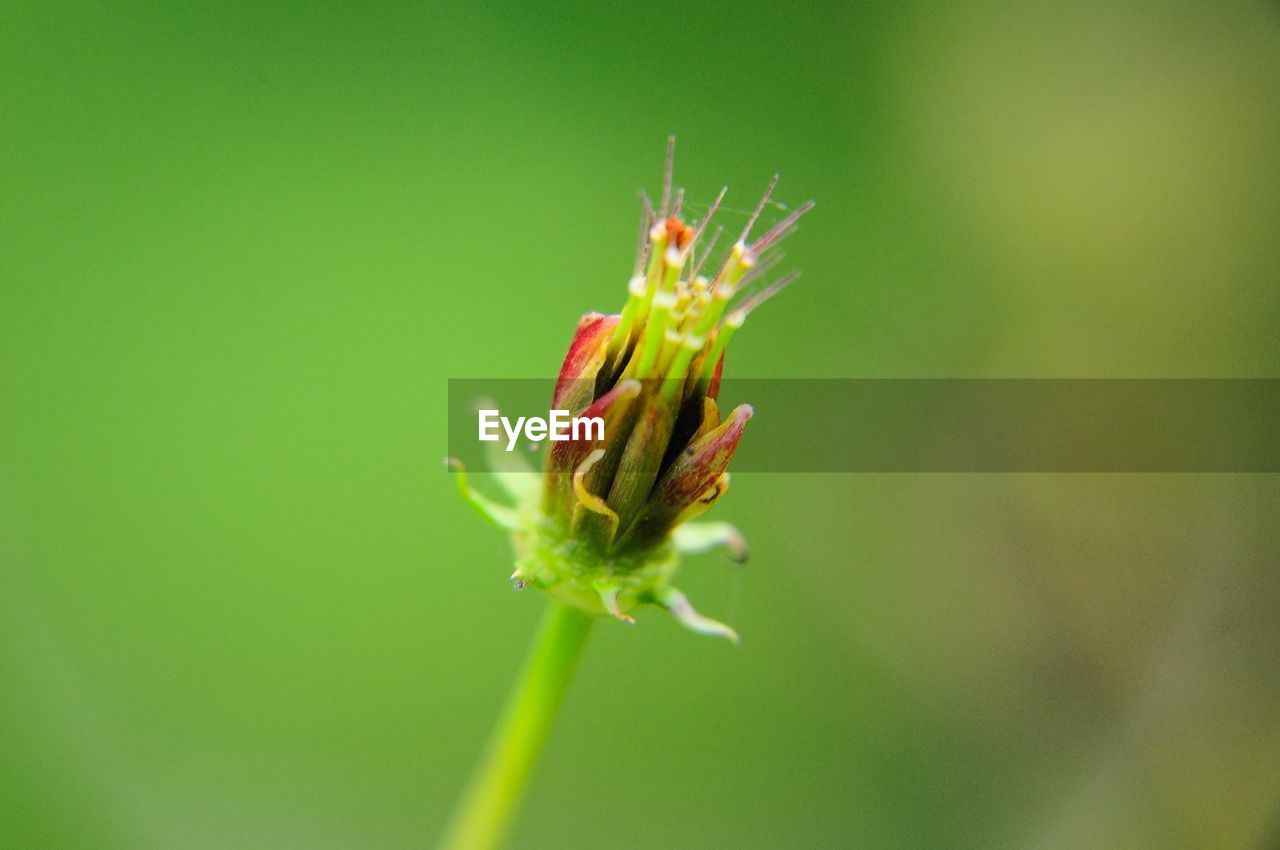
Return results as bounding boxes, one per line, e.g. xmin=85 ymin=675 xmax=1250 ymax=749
xmin=651 ymin=403 xmax=751 ymax=519
xmin=615 ymin=403 xmax=751 ymax=552
xmin=707 ymin=353 xmax=724 ymax=399
xmin=542 ymin=379 xmax=641 ymax=524
xmin=545 ymin=379 xmax=641 ymax=477
xmin=553 ymin=313 xmax=620 ymax=411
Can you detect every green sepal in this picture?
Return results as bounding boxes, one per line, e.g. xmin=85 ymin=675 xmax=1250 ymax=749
xmin=656 ymin=587 xmax=739 ymax=644
xmin=446 ymin=458 xmax=520 ymax=531
xmin=672 ymin=521 xmax=749 ymax=563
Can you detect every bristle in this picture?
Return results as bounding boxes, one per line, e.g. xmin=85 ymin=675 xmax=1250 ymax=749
xmin=672 ymin=187 xmax=685 ymax=220
xmin=689 ymin=225 xmax=723 ymax=281
xmin=659 ymin=136 xmax=676 ymax=218
xmin=739 ymin=173 xmax=779 ymax=244
xmin=737 ymin=249 xmax=785 ymax=290
xmin=749 ymin=199 xmax=814 ymax=255
xmin=733 ymin=269 xmax=801 ymax=319
xmin=633 ymin=195 xmax=656 ymax=275
xmin=639 ymin=190 xmax=656 ymax=222
xmin=692 ymin=186 xmax=728 ymax=243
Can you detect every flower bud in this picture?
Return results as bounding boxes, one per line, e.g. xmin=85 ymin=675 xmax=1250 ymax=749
xmin=451 ymin=139 xmax=811 ymax=640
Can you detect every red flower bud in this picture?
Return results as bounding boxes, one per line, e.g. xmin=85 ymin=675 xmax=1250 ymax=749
xmin=450 ymin=139 xmax=812 ymax=637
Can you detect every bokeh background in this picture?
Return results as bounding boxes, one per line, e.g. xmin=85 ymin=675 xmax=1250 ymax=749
xmin=3 ymin=1 xmax=1279 ymax=848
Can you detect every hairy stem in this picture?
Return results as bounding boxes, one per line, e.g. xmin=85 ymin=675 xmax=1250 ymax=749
xmin=438 ymin=600 xmax=594 ymax=850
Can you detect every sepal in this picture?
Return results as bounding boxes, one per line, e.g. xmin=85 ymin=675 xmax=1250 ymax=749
xmin=445 ymin=458 xmax=520 ymax=531
xmin=656 ymin=587 xmax=739 ymax=644
xmin=672 ymin=521 xmax=748 ymax=563
xmin=594 ymin=581 xmax=635 ymax=624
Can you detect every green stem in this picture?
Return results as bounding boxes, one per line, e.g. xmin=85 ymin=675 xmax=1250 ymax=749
xmin=438 ymin=600 xmax=595 ymax=850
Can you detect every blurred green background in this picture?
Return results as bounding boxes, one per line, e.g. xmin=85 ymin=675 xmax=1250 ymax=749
xmin=3 ymin=1 xmax=1279 ymax=848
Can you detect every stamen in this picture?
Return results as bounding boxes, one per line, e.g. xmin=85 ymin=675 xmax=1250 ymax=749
xmin=661 ymin=331 xmax=708 ymax=398
xmin=674 ymin=281 xmax=692 ymax=314
xmin=632 ymin=290 xmax=678 ymax=377
xmin=610 ymin=219 xmax=666 ymax=353
xmin=640 ymin=221 xmax=669 ymax=301
xmin=695 ymin=271 xmax=799 ymax=385
xmin=697 ymin=313 xmax=741 ymax=385
xmin=695 ymin=243 xmax=753 ymax=338
xmin=656 ymin=326 xmax=684 ymax=375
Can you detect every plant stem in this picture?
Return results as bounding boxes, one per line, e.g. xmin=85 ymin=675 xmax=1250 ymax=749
xmin=438 ymin=600 xmax=595 ymax=850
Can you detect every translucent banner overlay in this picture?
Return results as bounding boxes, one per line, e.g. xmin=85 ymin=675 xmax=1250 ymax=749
xmin=447 ymin=379 xmax=1280 ymax=473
